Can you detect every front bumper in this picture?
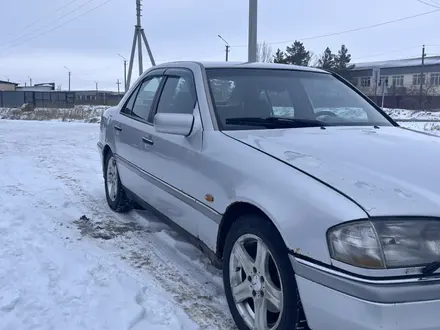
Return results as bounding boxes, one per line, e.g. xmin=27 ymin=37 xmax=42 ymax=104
xmin=291 ymin=256 xmax=440 ymax=330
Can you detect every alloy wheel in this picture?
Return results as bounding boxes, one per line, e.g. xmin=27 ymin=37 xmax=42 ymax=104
xmin=106 ymin=156 xmax=118 ymax=202
xmin=229 ymin=234 xmax=284 ymax=330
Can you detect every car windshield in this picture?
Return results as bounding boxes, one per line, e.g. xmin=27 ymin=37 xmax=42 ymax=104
xmin=206 ymin=68 xmax=394 ymax=130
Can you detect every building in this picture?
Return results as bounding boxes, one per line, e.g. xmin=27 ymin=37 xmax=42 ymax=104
xmin=349 ymin=56 xmax=440 ymax=97
xmin=16 ymin=83 xmax=55 ymax=92
xmin=0 ymin=80 xmax=18 ymax=91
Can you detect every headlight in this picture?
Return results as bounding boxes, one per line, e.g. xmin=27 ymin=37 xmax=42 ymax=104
xmin=327 ymin=219 xmax=440 ymax=269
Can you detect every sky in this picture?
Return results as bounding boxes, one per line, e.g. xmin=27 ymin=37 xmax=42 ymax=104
xmin=0 ymin=0 xmax=440 ymax=91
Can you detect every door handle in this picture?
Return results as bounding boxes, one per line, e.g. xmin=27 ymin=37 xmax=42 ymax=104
xmin=142 ymin=136 xmax=154 ymax=145
xmin=114 ymin=125 xmax=122 ymax=131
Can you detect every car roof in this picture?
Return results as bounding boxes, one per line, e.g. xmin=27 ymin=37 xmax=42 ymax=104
xmin=155 ymin=61 xmax=328 ymax=74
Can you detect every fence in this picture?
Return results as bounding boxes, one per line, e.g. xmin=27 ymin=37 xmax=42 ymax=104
xmin=368 ymin=94 xmax=440 ymax=111
xmin=0 ymin=91 xmax=124 ymax=108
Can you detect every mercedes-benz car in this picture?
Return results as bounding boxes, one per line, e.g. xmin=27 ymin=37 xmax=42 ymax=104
xmin=98 ymin=61 xmax=440 ymax=330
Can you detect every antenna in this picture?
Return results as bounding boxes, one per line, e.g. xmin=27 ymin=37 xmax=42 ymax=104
xmin=126 ymin=0 xmax=156 ymax=89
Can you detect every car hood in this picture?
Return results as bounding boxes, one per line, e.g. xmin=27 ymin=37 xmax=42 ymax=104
xmin=224 ymin=126 xmax=440 ymax=217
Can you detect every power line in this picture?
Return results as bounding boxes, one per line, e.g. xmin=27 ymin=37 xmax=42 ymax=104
xmin=0 ymin=0 xmax=113 ymax=54
xmin=417 ymin=0 xmax=440 ymax=8
xmin=231 ymin=8 xmax=440 ymax=48
xmin=1 ymin=0 xmax=102 ymax=49
xmin=4 ymin=0 xmax=82 ymax=38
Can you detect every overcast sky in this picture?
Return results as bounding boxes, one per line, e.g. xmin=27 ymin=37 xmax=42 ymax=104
xmin=0 ymin=0 xmax=439 ymax=91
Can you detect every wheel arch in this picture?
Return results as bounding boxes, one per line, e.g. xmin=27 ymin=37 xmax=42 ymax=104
xmin=216 ymin=201 xmax=285 ymax=260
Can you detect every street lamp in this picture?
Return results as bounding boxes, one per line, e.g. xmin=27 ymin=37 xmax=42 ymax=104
xmin=218 ymin=35 xmax=230 ymax=62
xmin=117 ymin=53 xmax=128 ymax=92
xmin=64 ymin=66 xmax=71 ymax=91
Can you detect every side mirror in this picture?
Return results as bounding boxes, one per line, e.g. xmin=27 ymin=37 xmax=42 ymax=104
xmin=154 ymin=113 xmax=194 ymax=136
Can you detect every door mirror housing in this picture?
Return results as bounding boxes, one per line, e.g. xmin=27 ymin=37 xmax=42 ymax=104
xmin=154 ymin=113 xmax=194 ymax=136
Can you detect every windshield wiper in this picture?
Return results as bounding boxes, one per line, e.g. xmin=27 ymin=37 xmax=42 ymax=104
xmin=421 ymin=261 xmax=440 ymax=276
xmin=225 ymin=117 xmax=328 ymax=128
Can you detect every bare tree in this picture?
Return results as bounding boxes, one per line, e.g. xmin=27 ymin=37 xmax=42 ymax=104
xmin=407 ymin=80 xmax=439 ymax=109
xmin=257 ymin=41 xmax=273 ymax=63
xmin=309 ymin=51 xmax=320 ymax=67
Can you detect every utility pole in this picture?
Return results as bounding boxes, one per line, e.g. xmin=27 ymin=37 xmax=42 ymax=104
xmin=127 ymin=0 xmax=156 ymax=89
xmin=95 ymin=81 xmax=99 ymax=95
xmin=28 ymin=76 xmax=32 ymax=86
xmin=64 ymin=66 xmax=71 ymax=91
xmin=118 ymin=53 xmax=128 ymax=92
xmin=116 ymin=79 xmax=121 ymax=94
xmin=419 ymin=44 xmax=426 ymax=110
xmin=218 ymin=35 xmax=230 ymax=61
xmin=5 ymin=76 xmax=9 ymax=82
xmin=248 ymin=0 xmax=258 ymax=62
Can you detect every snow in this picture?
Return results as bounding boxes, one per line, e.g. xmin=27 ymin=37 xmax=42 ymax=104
xmin=383 ymin=108 xmax=440 ymax=121
xmin=398 ymin=121 xmax=440 ymax=136
xmin=0 ymin=120 xmax=235 ymax=330
xmin=0 ymin=105 xmax=110 ymax=123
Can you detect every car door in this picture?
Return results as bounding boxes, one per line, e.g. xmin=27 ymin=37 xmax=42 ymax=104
xmin=112 ymin=70 xmax=165 ymax=197
xmin=133 ymin=68 xmax=207 ymax=237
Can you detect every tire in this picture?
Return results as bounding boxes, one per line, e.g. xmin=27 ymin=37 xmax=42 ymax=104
xmin=104 ymin=151 xmax=133 ymax=213
xmin=223 ymin=214 xmax=309 ymax=330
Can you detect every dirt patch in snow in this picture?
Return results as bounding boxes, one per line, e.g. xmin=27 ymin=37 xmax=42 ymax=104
xmin=74 ymin=215 xmax=145 ymax=240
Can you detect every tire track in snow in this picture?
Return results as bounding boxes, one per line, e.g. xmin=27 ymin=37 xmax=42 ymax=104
xmin=34 ymin=147 xmax=236 ymax=329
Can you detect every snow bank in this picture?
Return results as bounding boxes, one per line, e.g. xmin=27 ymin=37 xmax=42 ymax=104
xmin=0 ymin=105 xmax=111 ymax=123
xmin=383 ymin=108 xmax=440 ymax=121
xmin=1 ymin=105 xmax=440 ymax=135
xmin=399 ymin=121 xmax=440 ymax=136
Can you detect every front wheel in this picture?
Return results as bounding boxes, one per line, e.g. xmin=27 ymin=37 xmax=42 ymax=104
xmin=223 ymin=214 xmax=309 ymax=330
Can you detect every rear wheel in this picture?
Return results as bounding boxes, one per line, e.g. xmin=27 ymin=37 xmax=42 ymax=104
xmin=223 ymin=214 xmax=309 ymax=330
xmin=104 ymin=151 xmax=133 ymax=213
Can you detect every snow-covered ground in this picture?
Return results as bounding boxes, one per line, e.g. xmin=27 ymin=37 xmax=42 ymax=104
xmin=384 ymin=108 xmax=440 ymax=121
xmin=0 ymin=120 xmax=235 ymax=330
xmin=0 ymin=105 xmax=108 ymax=123
xmin=399 ymin=121 xmax=440 ymax=136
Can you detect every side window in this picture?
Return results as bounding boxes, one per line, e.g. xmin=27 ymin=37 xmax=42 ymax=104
xmin=155 ymin=75 xmax=196 ymax=115
xmin=121 ymin=85 xmax=140 ymax=115
xmin=131 ymin=76 xmax=163 ymax=121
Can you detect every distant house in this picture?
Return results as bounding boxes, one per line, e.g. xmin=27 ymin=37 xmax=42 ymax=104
xmin=0 ymin=80 xmax=18 ymax=91
xmin=16 ymin=83 xmax=55 ymax=92
xmin=349 ymin=56 xmax=440 ymax=96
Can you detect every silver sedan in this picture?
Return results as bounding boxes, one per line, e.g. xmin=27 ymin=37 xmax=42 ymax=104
xmin=98 ymin=61 xmax=440 ymax=330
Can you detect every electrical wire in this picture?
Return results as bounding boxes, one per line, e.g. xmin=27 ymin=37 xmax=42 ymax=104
xmin=0 ymin=0 xmax=113 ymax=54
xmin=4 ymin=0 xmax=82 ymax=38
xmin=417 ymin=0 xmax=440 ymax=8
xmin=1 ymin=0 xmax=102 ymax=49
xmin=231 ymin=8 xmax=440 ymax=48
